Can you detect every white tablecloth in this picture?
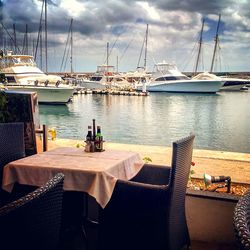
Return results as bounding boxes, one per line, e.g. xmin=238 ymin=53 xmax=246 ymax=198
xmin=2 ymin=147 xmax=144 ymax=208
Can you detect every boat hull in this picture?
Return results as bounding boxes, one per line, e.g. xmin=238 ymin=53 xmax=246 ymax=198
xmin=80 ymin=80 xmax=108 ymax=90
xmin=137 ymin=80 xmax=223 ymax=93
xmin=5 ymin=85 xmax=74 ymax=104
xmin=220 ymin=79 xmax=249 ymax=91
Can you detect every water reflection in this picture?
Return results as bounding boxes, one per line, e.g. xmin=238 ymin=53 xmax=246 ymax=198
xmin=39 ymin=104 xmax=70 ymax=116
xmin=39 ymin=92 xmax=250 ymax=153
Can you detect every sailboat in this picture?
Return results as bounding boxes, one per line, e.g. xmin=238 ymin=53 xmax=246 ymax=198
xmin=194 ymin=15 xmax=248 ymax=91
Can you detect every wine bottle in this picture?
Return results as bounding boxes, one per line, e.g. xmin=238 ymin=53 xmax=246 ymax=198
xmin=86 ymin=126 xmax=92 ymax=141
xmin=96 ymin=126 xmax=103 ymax=151
xmin=96 ymin=126 xmax=102 ymax=138
xmin=92 ymin=119 xmax=96 ymax=141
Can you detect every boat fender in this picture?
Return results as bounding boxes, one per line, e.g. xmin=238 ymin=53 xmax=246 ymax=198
xmin=44 ymin=80 xmax=49 ymax=86
xmin=55 ymin=80 xmax=60 ymax=87
xmin=34 ymin=80 xmax=39 ymax=86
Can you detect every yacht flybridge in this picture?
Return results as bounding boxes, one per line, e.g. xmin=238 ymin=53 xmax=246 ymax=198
xmin=137 ymin=62 xmax=224 ymax=93
xmin=0 ymin=50 xmax=74 ymax=104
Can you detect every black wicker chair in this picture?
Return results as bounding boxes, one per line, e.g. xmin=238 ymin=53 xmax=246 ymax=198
xmin=98 ymin=134 xmax=195 ymax=250
xmin=233 ymin=189 xmax=250 ymax=249
xmin=0 ymin=173 xmax=64 ymax=250
xmin=0 ymin=122 xmax=26 ymax=206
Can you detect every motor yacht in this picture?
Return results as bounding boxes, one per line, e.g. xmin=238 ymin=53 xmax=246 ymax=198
xmin=0 ymin=50 xmax=74 ymax=104
xmin=137 ymin=62 xmax=224 ymax=93
xmin=80 ymin=65 xmax=115 ymax=89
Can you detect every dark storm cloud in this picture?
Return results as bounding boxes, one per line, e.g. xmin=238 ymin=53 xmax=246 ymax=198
xmin=1 ymin=0 xmax=147 ymax=40
xmin=148 ymin=0 xmax=236 ymax=15
xmin=2 ymin=0 xmax=42 ymax=32
xmin=0 ymin=0 xmax=3 ymax=22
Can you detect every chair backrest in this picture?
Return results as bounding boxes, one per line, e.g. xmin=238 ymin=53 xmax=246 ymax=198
xmin=0 ymin=173 xmax=64 ymax=250
xmin=0 ymin=122 xmax=25 ymax=186
xmin=233 ymin=189 xmax=250 ymax=249
xmin=168 ymin=133 xmax=195 ymax=249
xmin=0 ymin=91 xmax=40 ymax=156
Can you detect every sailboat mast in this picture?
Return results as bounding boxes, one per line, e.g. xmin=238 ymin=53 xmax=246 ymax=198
xmin=194 ymin=18 xmax=204 ymax=74
xmin=70 ymin=18 xmax=73 ymax=73
xmin=210 ymin=14 xmax=221 ymax=73
xmin=107 ymin=42 xmax=109 ymax=68
xmin=22 ymin=24 xmax=28 ymax=55
xmin=144 ymin=24 xmax=148 ymax=70
xmin=45 ymin=0 xmax=48 ymax=73
xmin=13 ymin=23 xmax=17 ymax=53
xmin=34 ymin=0 xmax=44 ymax=62
xmin=116 ymin=55 xmax=118 ymax=73
xmin=25 ymin=24 xmax=28 ymax=54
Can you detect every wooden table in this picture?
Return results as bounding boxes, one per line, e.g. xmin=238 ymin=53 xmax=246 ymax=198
xmin=2 ymin=147 xmax=144 ymax=208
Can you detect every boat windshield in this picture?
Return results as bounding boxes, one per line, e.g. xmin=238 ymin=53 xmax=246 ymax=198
xmin=155 ymin=75 xmax=190 ymax=81
xmin=0 ymin=56 xmax=36 ymax=68
xmin=90 ymin=76 xmax=103 ymax=81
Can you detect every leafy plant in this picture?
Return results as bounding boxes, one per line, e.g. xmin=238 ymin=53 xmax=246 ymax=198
xmin=188 ymin=161 xmax=196 ymax=187
xmin=143 ymin=156 xmax=152 ymax=163
xmin=76 ymin=142 xmax=84 ymax=148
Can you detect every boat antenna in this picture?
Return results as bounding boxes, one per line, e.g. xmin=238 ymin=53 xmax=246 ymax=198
xmin=210 ymin=14 xmax=221 ymax=73
xmin=194 ymin=18 xmax=204 ymax=74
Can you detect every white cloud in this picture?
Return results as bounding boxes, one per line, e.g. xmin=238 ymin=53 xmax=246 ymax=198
xmin=137 ymin=2 xmax=160 ymax=21
xmin=60 ymin=0 xmax=86 ymax=18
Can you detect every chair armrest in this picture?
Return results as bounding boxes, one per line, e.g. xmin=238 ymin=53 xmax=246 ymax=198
xmin=98 ymin=179 xmax=170 ymax=250
xmin=130 ymin=163 xmax=171 ymax=186
xmin=102 ymin=179 xmax=170 ymax=215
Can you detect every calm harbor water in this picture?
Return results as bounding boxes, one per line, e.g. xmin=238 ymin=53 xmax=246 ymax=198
xmin=39 ymin=91 xmax=250 ymax=153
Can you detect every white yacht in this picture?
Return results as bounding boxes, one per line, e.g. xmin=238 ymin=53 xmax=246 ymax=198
xmin=80 ymin=65 xmax=115 ymax=89
xmin=0 ymin=51 xmax=74 ymax=104
xmin=137 ymin=62 xmax=224 ymax=93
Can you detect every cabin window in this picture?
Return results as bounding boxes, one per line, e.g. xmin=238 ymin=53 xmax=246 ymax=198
xmin=90 ymin=76 xmax=102 ymax=81
xmin=155 ymin=76 xmax=189 ymax=81
xmin=6 ymin=76 xmax=16 ymax=83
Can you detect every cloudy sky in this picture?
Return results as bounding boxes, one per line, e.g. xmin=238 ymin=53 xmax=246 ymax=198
xmin=1 ymin=0 xmax=250 ymax=73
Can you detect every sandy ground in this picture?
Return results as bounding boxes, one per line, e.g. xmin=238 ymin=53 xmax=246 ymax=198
xmin=45 ymin=138 xmax=250 ymax=184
